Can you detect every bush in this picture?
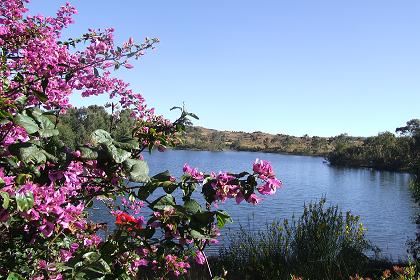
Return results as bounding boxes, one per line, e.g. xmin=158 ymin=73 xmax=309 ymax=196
xmin=217 ymin=198 xmax=374 ymax=280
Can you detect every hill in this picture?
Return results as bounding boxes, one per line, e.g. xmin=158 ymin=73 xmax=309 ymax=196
xmin=178 ymin=126 xmax=364 ymax=157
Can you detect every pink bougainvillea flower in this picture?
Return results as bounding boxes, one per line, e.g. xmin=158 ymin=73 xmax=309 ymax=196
xmin=246 ymin=193 xmax=262 ymax=205
xmin=195 ymin=250 xmax=206 ymax=265
xmin=253 ymin=158 xmax=276 ymax=179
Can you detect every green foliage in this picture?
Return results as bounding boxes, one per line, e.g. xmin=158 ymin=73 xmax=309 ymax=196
xmin=328 ymin=121 xmax=418 ymax=172
xmin=217 ymin=198 xmax=374 ymax=280
xmin=6 ymin=273 xmax=26 ymax=280
xmin=15 ymin=192 xmax=34 ymax=212
xmin=56 ymin=106 xmax=118 ymax=148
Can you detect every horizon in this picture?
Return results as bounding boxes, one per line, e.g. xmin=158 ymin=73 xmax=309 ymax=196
xmin=28 ymin=0 xmax=420 ymax=137
xmin=64 ymin=104 xmax=405 ymax=138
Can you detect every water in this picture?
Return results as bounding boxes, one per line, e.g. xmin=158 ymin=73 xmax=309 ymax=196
xmin=94 ymin=150 xmax=418 ymax=260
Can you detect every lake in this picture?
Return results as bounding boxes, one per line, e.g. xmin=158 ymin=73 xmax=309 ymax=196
xmin=94 ymin=149 xmax=418 ymax=260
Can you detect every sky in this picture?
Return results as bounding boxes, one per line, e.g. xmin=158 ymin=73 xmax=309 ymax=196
xmin=27 ymin=0 xmax=420 ymax=137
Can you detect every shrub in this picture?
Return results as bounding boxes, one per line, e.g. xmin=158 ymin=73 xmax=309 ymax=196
xmin=218 ymin=198 xmax=373 ymax=280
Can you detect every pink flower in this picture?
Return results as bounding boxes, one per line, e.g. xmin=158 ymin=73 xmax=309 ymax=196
xmin=253 ymin=159 xmax=275 ymax=179
xmin=124 ymin=63 xmax=134 ymax=69
xmin=195 ymin=250 xmax=205 ymax=265
xmin=235 ymin=192 xmax=244 ymax=204
xmin=246 ymin=194 xmax=262 ymax=205
xmin=72 ymin=150 xmax=81 ymax=157
xmin=59 ymin=249 xmax=73 ymax=262
xmin=70 ymin=243 xmax=79 ymax=253
xmin=183 ymin=163 xmax=204 ymax=181
xmin=39 ymin=220 xmax=55 ymax=237
xmin=257 ymin=178 xmax=282 ymax=195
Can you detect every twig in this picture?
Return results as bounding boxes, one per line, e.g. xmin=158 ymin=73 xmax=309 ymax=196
xmin=203 ymin=251 xmax=213 ymax=279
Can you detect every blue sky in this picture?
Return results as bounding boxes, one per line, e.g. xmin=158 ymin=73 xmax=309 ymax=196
xmin=28 ymin=1 xmax=420 ymax=137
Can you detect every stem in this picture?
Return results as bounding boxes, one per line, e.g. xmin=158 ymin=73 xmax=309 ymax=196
xmin=203 ymin=251 xmax=213 ymax=279
xmin=109 ymin=102 xmax=114 ymax=132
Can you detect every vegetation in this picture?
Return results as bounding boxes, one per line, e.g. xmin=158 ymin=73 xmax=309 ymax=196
xmin=54 ymin=107 xmax=364 ymax=157
xmin=398 ymin=120 xmax=420 ymax=261
xmin=162 ymin=126 xmax=363 ymax=156
xmin=327 ymin=120 xmax=419 ymax=172
xmin=56 ymin=105 xmax=135 ymax=148
xmin=183 ymin=198 xmax=397 ymax=280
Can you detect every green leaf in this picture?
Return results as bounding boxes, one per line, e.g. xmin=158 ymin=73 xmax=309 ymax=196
xmin=138 ymin=227 xmax=155 ymax=239
xmin=123 ymin=159 xmax=149 ymax=182
xmin=16 ymin=192 xmax=34 ymax=212
xmin=79 ymin=146 xmax=99 ymax=160
xmin=215 ymin=210 xmax=232 ymax=228
xmin=113 ymin=138 xmax=139 ymax=150
xmin=94 ymin=67 xmax=99 ymax=77
xmin=28 ymin=107 xmax=43 ymax=118
xmin=34 ymin=91 xmax=48 ymax=102
xmin=137 ymin=184 xmax=157 ymax=200
xmin=0 ymin=191 xmax=10 ymax=209
xmin=170 ymin=106 xmax=182 ymax=111
xmin=31 ymin=112 xmax=58 ymax=137
xmin=91 ymin=129 xmax=112 ymax=145
xmin=83 ymin=252 xmax=101 ymax=263
xmin=14 ymin=114 xmax=39 ymax=134
xmin=16 ymin=173 xmax=31 ymax=185
xmin=85 ymin=258 xmax=111 ymax=275
xmin=15 ymin=96 xmax=28 ymax=105
xmin=191 ymin=212 xmax=214 ymax=226
xmin=42 ymin=150 xmax=59 ymax=162
xmin=104 ymin=144 xmax=131 ymax=164
xmin=81 ymin=252 xmax=111 ymax=276
xmin=189 ymin=229 xmax=208 ymax=240
xmin=20 ymin=145 xmax=47 ymax=164
xmin=152 ymin=170 xmax=171 ymax=181
xmin=0 ymin=110 xmax=12 ymax=120
xmin=184 ymin=199 xmax=202 ymax=214
xmin=150 ymin=194 xmax=176 ymax=210
xmin=9 ymin=143 xmax=47 ymax=164
xmin=188 ymin=112 xmax=199 ymax=120
xmin=13 ymin=73 xmax=24 ymax=83
xmin=6 ymin=272 xmax=25 ymax=280
xmin=39 ymin=128 xmax=59 ymax=138
xmin=163 ymin=182 xmax=177 ymax=194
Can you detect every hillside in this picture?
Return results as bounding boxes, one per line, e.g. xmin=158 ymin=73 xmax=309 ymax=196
xmin=178 ymin=126 xmax=364 ymax=156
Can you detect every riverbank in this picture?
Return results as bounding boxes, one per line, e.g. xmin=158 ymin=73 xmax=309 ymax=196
xmin=179 ymin=126 xmax=363 ymax=157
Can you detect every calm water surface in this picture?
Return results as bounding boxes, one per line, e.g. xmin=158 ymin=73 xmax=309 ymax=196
xmin=95 ymin=150 xmax=418 ymax=260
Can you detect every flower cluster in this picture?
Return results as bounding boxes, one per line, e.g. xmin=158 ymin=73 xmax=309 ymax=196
xmin=182 ymin=160 xmax=282 ymax=205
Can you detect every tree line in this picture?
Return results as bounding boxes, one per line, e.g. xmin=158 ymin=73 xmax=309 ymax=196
xmin=327 ymin=119 xmax=420 ymax=172
xmin=56 ymin=105 xmax=135 ymax=148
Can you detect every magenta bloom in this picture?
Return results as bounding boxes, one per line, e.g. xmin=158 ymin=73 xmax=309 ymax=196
xmin=183 ymin=163 xmax=204 ymax=181
xmin=246 ymin=193 xmax=262 ymax=205
xmin=253 ymin=159 xmax=275 ymax=179
xmin=195 ymin=250 xmax=206 ymax=265
xmin=59 ymin=249 xmax=73 ymax=262
xmin=39 ymin=220 xmax=55 ymax=237
xmin=257 ymin=178 xmax=282 ymax=195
